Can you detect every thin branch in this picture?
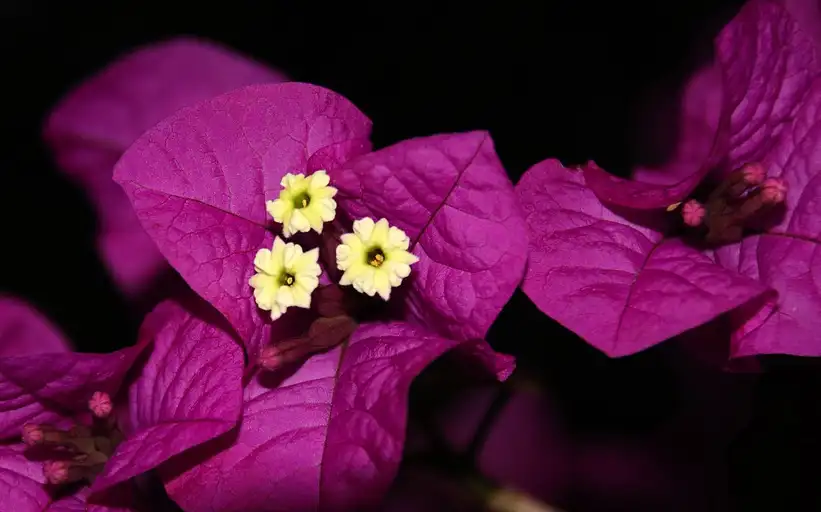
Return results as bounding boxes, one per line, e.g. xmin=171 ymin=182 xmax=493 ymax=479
xmin=484 ymin=487 xmax=565 ymax=512
xmin=400 ymin=464 xmax=564 ymax=512
xmin=464 ymin=384 xmax=512 ymax=463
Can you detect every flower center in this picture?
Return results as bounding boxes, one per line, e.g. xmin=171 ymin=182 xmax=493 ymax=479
xmin=671 ymin=162 xmax=787 ymax=244
xmin=23 ymin=391 xmax=122 ymax=486
xmin=366 ymin=247 xmax=386 ymax=267
xmin=292 ymin=191 xmax=311 ymax=209
xmin=280 ymin=272 xmax=296 ymax=286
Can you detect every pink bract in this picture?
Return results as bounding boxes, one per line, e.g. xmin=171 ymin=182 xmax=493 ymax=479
xmin=517 ymin=160 xmax=771 ymax=357
xmin=91 ymin=300 xmax=244 ymax=494
xmin=0 ymin=444 xmax=50 ymax=511
xmin=114 ymin=82 xmax=372 ymax=358
xmin=108 ymin=40 xmax=527 ymax=511
xmin=332 ymin=131 xmax=529 ymax=341
xmin=0 ymin=296 xmax=244 ymax=510
xmin=161 ymin=321 xmax=513 ymax=512
xmin=519 ymin=0 xmax=821 ymax=358
xmin=44 ymin=38 xmax=286 ymax=298
xmin=0 ymin=295 xmax=71 ymax=357
xmin=113 ymin=82 xmax=527 ymax=355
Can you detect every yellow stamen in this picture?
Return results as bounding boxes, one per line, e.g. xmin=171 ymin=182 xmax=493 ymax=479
xmin=369 ymin=252 xmax=385 ymax=267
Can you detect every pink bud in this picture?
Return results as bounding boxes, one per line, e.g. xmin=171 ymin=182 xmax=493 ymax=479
xmin=43 ymin=460 xmax=70 ymax=484
xmin=22 ymin=424 xmax=43 ymax=446
xmin=258 ymin=345 xmax=282 ymax=371
xmin=88 ymin=391 xmax=112 ymax=418
xmin=761 ymin=178 xmax=787 ymax=204
xmin=681 ymin=200 xmax=706 ymax=227
xmin=742 ymin=162 xmax=766 ymax=185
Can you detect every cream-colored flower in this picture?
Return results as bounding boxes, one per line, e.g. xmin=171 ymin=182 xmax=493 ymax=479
xmin=336 ymin=217 xmax=419 ymax=300
xmin=266 ymin=170 xmax=337 ymax=237
xmin=249 ymin=237 xmax=321 ymax=320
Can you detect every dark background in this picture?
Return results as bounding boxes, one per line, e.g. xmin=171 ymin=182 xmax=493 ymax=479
xmin=1 ymin=1 xmax=819 ymax=510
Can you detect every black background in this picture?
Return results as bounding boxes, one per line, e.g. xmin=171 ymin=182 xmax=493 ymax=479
xmin=1 ymin=1 xmax=819 ymax=510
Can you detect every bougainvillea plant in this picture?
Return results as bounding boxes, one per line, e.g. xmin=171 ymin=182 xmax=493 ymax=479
xmin=0 ymin=296 xmax=244 ymax=511
xmin=517 ymin=0 xmax=821 ymax=359
xmin=111 ymin=82 xmax=527 ymax=510
xmin=44 ymin=38 xmax=286 ymax=299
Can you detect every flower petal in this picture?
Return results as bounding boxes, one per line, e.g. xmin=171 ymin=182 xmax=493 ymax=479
xmin=161 ymin=322 xmax=513 ymax=512
xmin=713 ymin=68 xmax=821 ymax=356
xmin=47 ymin=486 xmax=136 ymax=512
xmin=0 ymin=296 xmax=71 ymax=357
xmin=717 ymin=235 xmax=821 ymax=357
xmin=722 ymin=0 xmax=820 ymax=172
xmin=332 ymin=132 xmax=528 ymax=340
xmin=757 ymin=80 xmax=821 ymax=242
xmin=584 ymin=0 xmax=819 ymax=209
xmin=114 ymin=83 xmax=371 ymax=355
xmin=781 ymin=0 xmax=821 ymax=49
xmin=517 ymin=159 xmax=772 ymax=356
xmin=0 ymin=343 xmax=147 ymax=440
xmin=44 ymin=38 xmax=286 ymax=297
xmin=631 ymin=65 xmax=724 ymax=187
xmin=0 ymin=444 xmax=49 ymax=512
xmin=91 ymin=299 xmax=243 ymax=493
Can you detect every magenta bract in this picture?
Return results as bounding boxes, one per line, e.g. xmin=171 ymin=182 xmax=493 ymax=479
xmin=90 ymin=300 xmax=244 ymax=494
xmin=517 ymin=160 xmax=771 ymax=356
xmin=161 ymin=321 xmax=512 ymax=512
xmin=44 ymin=38 xmax=286 ymax=297
xmin=518 ymin=0 xmax=821 ymax=358
xmin=111 ymin=79 xmax=523 ymax=508
xmin=113 ymin=82 xmax=527 ymax=357
xmin=0 ymin=296 xmax=244 ymax=510
xmin=114 ymin=83 xmax=372 ymax=358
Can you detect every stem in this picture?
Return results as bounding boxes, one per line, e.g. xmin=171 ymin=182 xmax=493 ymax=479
xmin=415 ymin=413 xmax=452 ymax=457
xmin=464 ymin=384 xmax=512 ymax=463
xmin=483 ymin=487 xmax=565 ymax=512
xmin=401 ymin=462 xmax=564 ymax=512
xmin=404 ymin=376 xmax=562 ymax=512
xmin=242 ymin=363 xmax=258 ymax=387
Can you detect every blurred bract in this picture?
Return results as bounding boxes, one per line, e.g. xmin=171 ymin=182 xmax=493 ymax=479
xmin=44 ymin=38 xmax=287 ymax=298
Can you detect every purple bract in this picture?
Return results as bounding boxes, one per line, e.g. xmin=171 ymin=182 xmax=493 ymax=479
xmin=518 ymin=0 xmax=821 ymax=359
xmin=0 ymin=297 xmax=244 ymax=511
xmin=112 ymin=81 xmax=524 ymax=509
xmin=44 ymin=38 xmax=286 ymax=298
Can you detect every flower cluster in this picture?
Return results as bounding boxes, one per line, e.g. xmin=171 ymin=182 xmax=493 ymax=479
xmin=249 ymin=170 xmax=419 ymax=320
xmin=23 ymin=391 xmax=121 ymax=486
xmin=671 ymin=162 xmax=788 ymax=244
xmin=13 ymin=2 xmax=818 ymax=511
xmin=68 ymin=54 xmax=528 ymax=510
xmin=0 ymin=295 xmax=244 ymax=511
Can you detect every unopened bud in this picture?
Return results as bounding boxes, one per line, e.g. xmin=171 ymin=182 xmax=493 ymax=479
xmin=43 ymin=460 xmax=70 ymax=484
xmin=258 ymin=316 xmax=358 ymax=372
xmin=88 ymin=391 xmax=113 ymax=418
xmin=760 ymin=178 xmax=787 ymax=204
xmin=258 ymin=345 xmax=282 ymax=371
xmin=22 ymin=424 xmax=43 ymax=446
xmin=682 ymin=200 xmax=706 ymax=227
xmin=741 ymin=162 xmax=766 ymax=185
